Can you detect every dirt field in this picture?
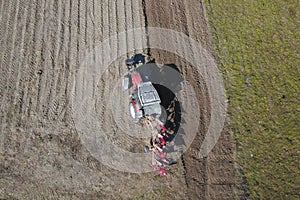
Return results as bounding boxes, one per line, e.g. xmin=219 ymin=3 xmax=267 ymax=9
xmin=1 ymin=0 xmax=243 ymax=199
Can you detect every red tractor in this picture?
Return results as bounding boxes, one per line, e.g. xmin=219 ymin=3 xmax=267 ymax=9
xmin=122 ymin=54 xmax=162 ymax=123
xmin=122 ymin=54 xmax=172 ymax=176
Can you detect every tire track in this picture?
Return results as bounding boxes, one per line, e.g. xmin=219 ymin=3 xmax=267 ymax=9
xmin=123 ymin=0 xmax=129 ymax=55
xmin=0 ymin=0 xmax=7 ymax=46
xmin=93 ymin=0 xmax=102 ymax=43
xmin=0 ymin=1 xmax=12 ymax=70
xmin=79 ymin=0 xmax=90 ymax=105
xmin=84 ymin=1 xmax=88 ymax=47
xmin=108 ymin=0 xmax=117 ymax=58
xmin=16 ymin=0 xmax=32 ymax=123
xmin=13 ymin=1 xmax=31 ymax=126
xmin=47 ymin=0 xmax=67 ymax=122
xmin=96 ymin=0 xmax=109 ymax=129
xmin=61 ymin=0 xmax=72 ymax=123
xmin=0 ymin=1 xmax=14 ymax=122
xmin=0 ymin=0 xmax=12 ymax=154
xmin=41 ymin=0 xmax=71 ymax=125
xmin=0 ymin=1 xmax=10 ymax=112
xmin=101 ymin=1 xmax=109 ymax=40
xmin=35 ymin=0 xmax=49 ymax=116
xmin=141 ymin=0 xmax=150 ymax=56
xmin=85 ymin=0 xmax=98 ymax=108
xmin=130 ymin=0 xmax=140 ymax=53
xmin=57 ymin=0 xmax=70 ymax=121
xmin=43 ymin=0 xmax=61 ymax=120
xmin=25 ymin=0 xmax=45 ymax=124
xmin=0 ymin=0 xmax=4 ymax=24
xmin=35 ymin=0 xmax=53 ymax=119
xmin=205 ymin=129 xmax=237 ymax=199
xmin=76 ymin=0 xmax=86 ymax=70
xmin=181 ymin=64 xmax=210 ymax=199
xmin=4 ymin=0 xmax=20 ymax=129
xmin=115 ymin=0 xmax=124 ymax=58
xmin=76 ymin=0 xmax=81 ymax=43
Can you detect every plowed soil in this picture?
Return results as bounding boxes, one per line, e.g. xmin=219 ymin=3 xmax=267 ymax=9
xmin=0 ymin=0 xmax=243 ymax=199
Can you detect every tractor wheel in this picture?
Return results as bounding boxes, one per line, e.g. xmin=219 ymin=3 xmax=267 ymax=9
xmin=129 ymin=101 xmax=142 ymax=123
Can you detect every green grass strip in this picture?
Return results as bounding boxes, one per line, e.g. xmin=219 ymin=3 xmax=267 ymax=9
xmin=205 ymin=0 xmax=300 ymax=199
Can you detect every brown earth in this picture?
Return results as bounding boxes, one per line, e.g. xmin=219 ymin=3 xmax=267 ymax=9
xmin=0 ymin=0 xmax=244 ymax=199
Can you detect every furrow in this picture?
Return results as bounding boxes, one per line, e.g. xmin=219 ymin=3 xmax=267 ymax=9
xmin=108 ymin=0 xmax=117 ymax=59
xmin=0 ymin=1 xmax=9 ymax=111
xmin=60 ymin=0 xmax=71 ymax=123
xmin=86 ymin=1 xmax=95 ymax=52
xmin=94 ymin=1 xmax=107 ymax=127
xmin=14 ymin=0 xmax=33 ymax=125
xmin=113 ymin=0 xmax=130 ymax=147
xmin=48 ymin=0 xmax=66 ymax=121
xmin=36 ymin=0 xmax=54 ymax=117
xmin=0 ymin=0 xmax=7 ymax=44
xmin=135 ymin=0 xmax=147 ymax=53
xmin=124 ymin=0 xmax=133 ymax=53
xmin=90 ymin=0 xmax=102 ymax=105
xmin=101 ymin=1 xmax=108 ymax=40
xmin=0 ymin=1 xmax=14 ymax=112
xmin=0 ymin=0 xmax=4 ymax=23
xmin=43 ymin=0 xmax=61 ymax=120
xmin=35 ymin=0 xmax=48 ymax=115
xmin=0 ymin=0 xmax=12 ymax=153
xmin=69 ymin=0 xmax=79 ymax=98
xmin=13 ymin=0 xmax=31 ymax=126
xmin=141 ymin=0 xmax=150 ymax=56
xmin=77 ymin=0 xmax=86 ymax=75
xmin=131 ymin=0 xmax=144 ymax=53
xmin=93 ymin=0 xmax=102 ymax=43
xmin=23 ymin=0 xmax=45 ymax=123
xmin=115 ymin=0 xmax=124 ymax=59
xmin=84 ymin=1 xmax=88 ymax=47
xmin=4 ymin=0 xmax=20 ymax=128
xmin=75 ymin=0 xmax=81 ymax=71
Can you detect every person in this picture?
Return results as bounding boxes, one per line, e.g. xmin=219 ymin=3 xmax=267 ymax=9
xmin=131 ymin=54 xmax=145 ymax=65
xmin=125 ymin=58 xmax=135 ymax=70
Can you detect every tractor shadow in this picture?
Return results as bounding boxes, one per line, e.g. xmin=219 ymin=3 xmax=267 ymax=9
xmin=136 ymin=59 xmax=186 ymax=153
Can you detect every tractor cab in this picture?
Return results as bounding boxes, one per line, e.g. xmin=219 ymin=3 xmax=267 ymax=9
xmin=123 ymin=54 xmax=162 ymax=123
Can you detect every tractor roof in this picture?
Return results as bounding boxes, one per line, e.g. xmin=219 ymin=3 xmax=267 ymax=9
xmin=138 ymin=82 xmax=161 ymax=106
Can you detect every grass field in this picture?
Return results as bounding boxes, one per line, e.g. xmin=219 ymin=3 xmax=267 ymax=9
xmin=205 ymin=0 xmax=300 ymax=199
